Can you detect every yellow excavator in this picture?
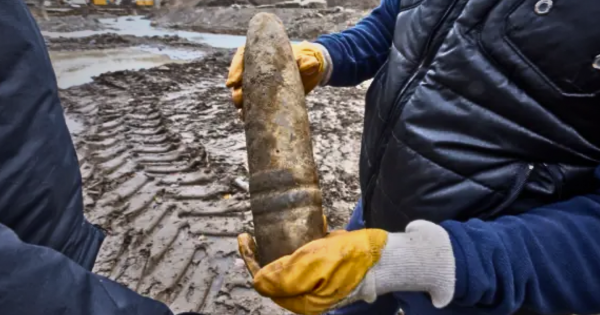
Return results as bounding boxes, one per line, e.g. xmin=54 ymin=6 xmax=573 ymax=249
xmin=27 ymin=0 xmax=159 ymax=20
xmin=91 ymin=0 xmax=154 ymax=6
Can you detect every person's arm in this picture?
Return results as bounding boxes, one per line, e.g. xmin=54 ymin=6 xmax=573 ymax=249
xmin=442 ymin=170 xmax=600 ymax=314
xmin=315 ymin=0 xmax=399 ymax=87
xmin=0 ymin=222 xmax=178 ymax=315
xmin=239 ymin=166 xmax=600 ymax=315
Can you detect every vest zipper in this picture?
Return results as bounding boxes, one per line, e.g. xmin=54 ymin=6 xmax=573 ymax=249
xmin=543 ymin=163 xmax=563 ymax=199
xmin=363 ymin=0 xmax=461 ymax=226
xmin=480 ymin=163 xmax=535 ymax=219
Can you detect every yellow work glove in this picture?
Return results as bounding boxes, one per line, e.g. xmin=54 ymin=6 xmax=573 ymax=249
xmin=226 ymin=41 xmax=328 ymax=110
xmin=238 ymin=221 xmax=456 ymax=315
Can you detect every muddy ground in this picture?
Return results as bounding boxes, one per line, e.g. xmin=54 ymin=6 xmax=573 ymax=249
xmin=36 ymin=6 xmax=369 ymax=40
xmin=151 ymin=6 xmax=369 ymax=40
xmin=155 ymin=0 xmax=377 ymax=40
xmin=46 ymin=33 xmax=214 ymax=51
xmin=34 ymin=2 xmax=369 ymax=312
xmin=55 ymin=37 xmax=367 ymax=313
xmin=37 ymin=13 xmax=111 ymax=32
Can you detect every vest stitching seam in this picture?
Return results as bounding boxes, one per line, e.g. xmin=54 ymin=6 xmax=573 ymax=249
xmin=390 ymin=130 xmax=507 ymax=196
xmin=424 ymin=58 xmax=596 ymax=163
xmin=374 ymin=181 xmax=412 ymax=223
xmin=465 ymin=17 xmax=600 ymax=159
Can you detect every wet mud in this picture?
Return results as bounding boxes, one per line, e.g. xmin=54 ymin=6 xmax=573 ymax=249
xmin=37 ymin=14 xmax=113 ymax=32
xmin=42 ymin=15 xmax=247 ymax=49
xmin=46 ymin=33 xmax=213 ymax=51
xmin=152 ymin=6 xmax=369 ymax=40
xmin=60 ymin=50 xmax=367 ymax=313
xmin=32 ymin=0 xmax=376 ymax=40
xmin=50 ymin=46 xmax=207 ymax=89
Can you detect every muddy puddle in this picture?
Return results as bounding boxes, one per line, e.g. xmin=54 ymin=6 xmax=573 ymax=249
xmin=44 ymin=16 xmax=247 ymax=49
xmin=64 ymin=114 xmax=84 ymax=135
xmin=50 ymin=47 xmax=204 ymax=89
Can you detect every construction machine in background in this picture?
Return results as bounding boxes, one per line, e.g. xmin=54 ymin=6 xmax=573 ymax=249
xmin=91 ymin=0 xmax=156 ymax=6
xmin=24 ymin=0 xmax=159 ymax=19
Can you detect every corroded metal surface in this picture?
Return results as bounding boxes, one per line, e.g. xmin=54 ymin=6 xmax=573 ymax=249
xmin=242 ymin=12 xmax=326 ymax=266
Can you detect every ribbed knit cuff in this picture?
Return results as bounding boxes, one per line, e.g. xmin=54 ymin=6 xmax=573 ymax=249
xmin=313 ymin=43 xmax=333 ymax=86
xmin=373 ymin=220 xmax=456 ymax=308
xmin=440 ymin=220 xmax=469 ymax=303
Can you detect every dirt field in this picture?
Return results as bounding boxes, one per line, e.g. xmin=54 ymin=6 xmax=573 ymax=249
xmin=36 ymin=2 xmax=371 ymax=40
xmin=155 ymin=0 xmax=376 ymax=40
xmin=46 ymin=33 xmax=214 ymax=51
xmin=151 ymin=6 xmax=369 ymax=39
xmin=37 ymin=13 xmax=110 ymax=32
xmin=54 ymin=36 xmax=367 ymax=313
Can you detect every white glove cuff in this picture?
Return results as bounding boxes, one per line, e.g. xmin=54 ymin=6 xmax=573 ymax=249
xmin=373 ymin=220 xmax=456 ymax=308
xmin=313 ymin=43 xmax=333 ymax=86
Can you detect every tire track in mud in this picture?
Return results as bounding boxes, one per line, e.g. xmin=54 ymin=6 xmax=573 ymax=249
xmin=60 ymin=54 xmax=368 ymax=314
xmin=62 ymin=60 xmax=288 ymax=314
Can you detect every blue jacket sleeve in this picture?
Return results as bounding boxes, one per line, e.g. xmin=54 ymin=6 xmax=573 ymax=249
xmin=315 ymin=0 xmax=399 ymax=86
xmin=0 ymin=222 xmax=177 ymax=315
xmin=442 ymin=167 xmax=600 ymax=314
xmin=0 ymin=2 xmax=200 ymax=315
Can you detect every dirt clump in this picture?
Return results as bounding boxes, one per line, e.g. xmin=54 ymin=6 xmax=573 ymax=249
xmin=60 ymin=49 xmax=366 ymax=313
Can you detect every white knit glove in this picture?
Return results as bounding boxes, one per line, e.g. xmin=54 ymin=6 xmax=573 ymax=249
xmin=338 ymin=220 xmax=456 ymax=309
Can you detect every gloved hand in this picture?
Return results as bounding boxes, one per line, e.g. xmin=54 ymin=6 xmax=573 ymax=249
xmin=238 ymin=221 xmax=456 ymax=315
xmin=226 ymin=41 xmax=330 ymax=111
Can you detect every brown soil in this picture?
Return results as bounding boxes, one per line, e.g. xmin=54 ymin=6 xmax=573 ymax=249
xmin=151 ymin=6 xmax=370 ymax=40
xmin=326 ymin=0 xmax=379 ymax=10
xmin=59 ymin=49 xmax=367 ymax=313
xmin=45 ymin=33 xmax=213 ymax=51
xmin=170 ymin=0 xmax=376 ymax=10
xmin=33 ymin=1 xmax=374 ymax=40
xmin=37 ymin=14 xmax=111 ymax=32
